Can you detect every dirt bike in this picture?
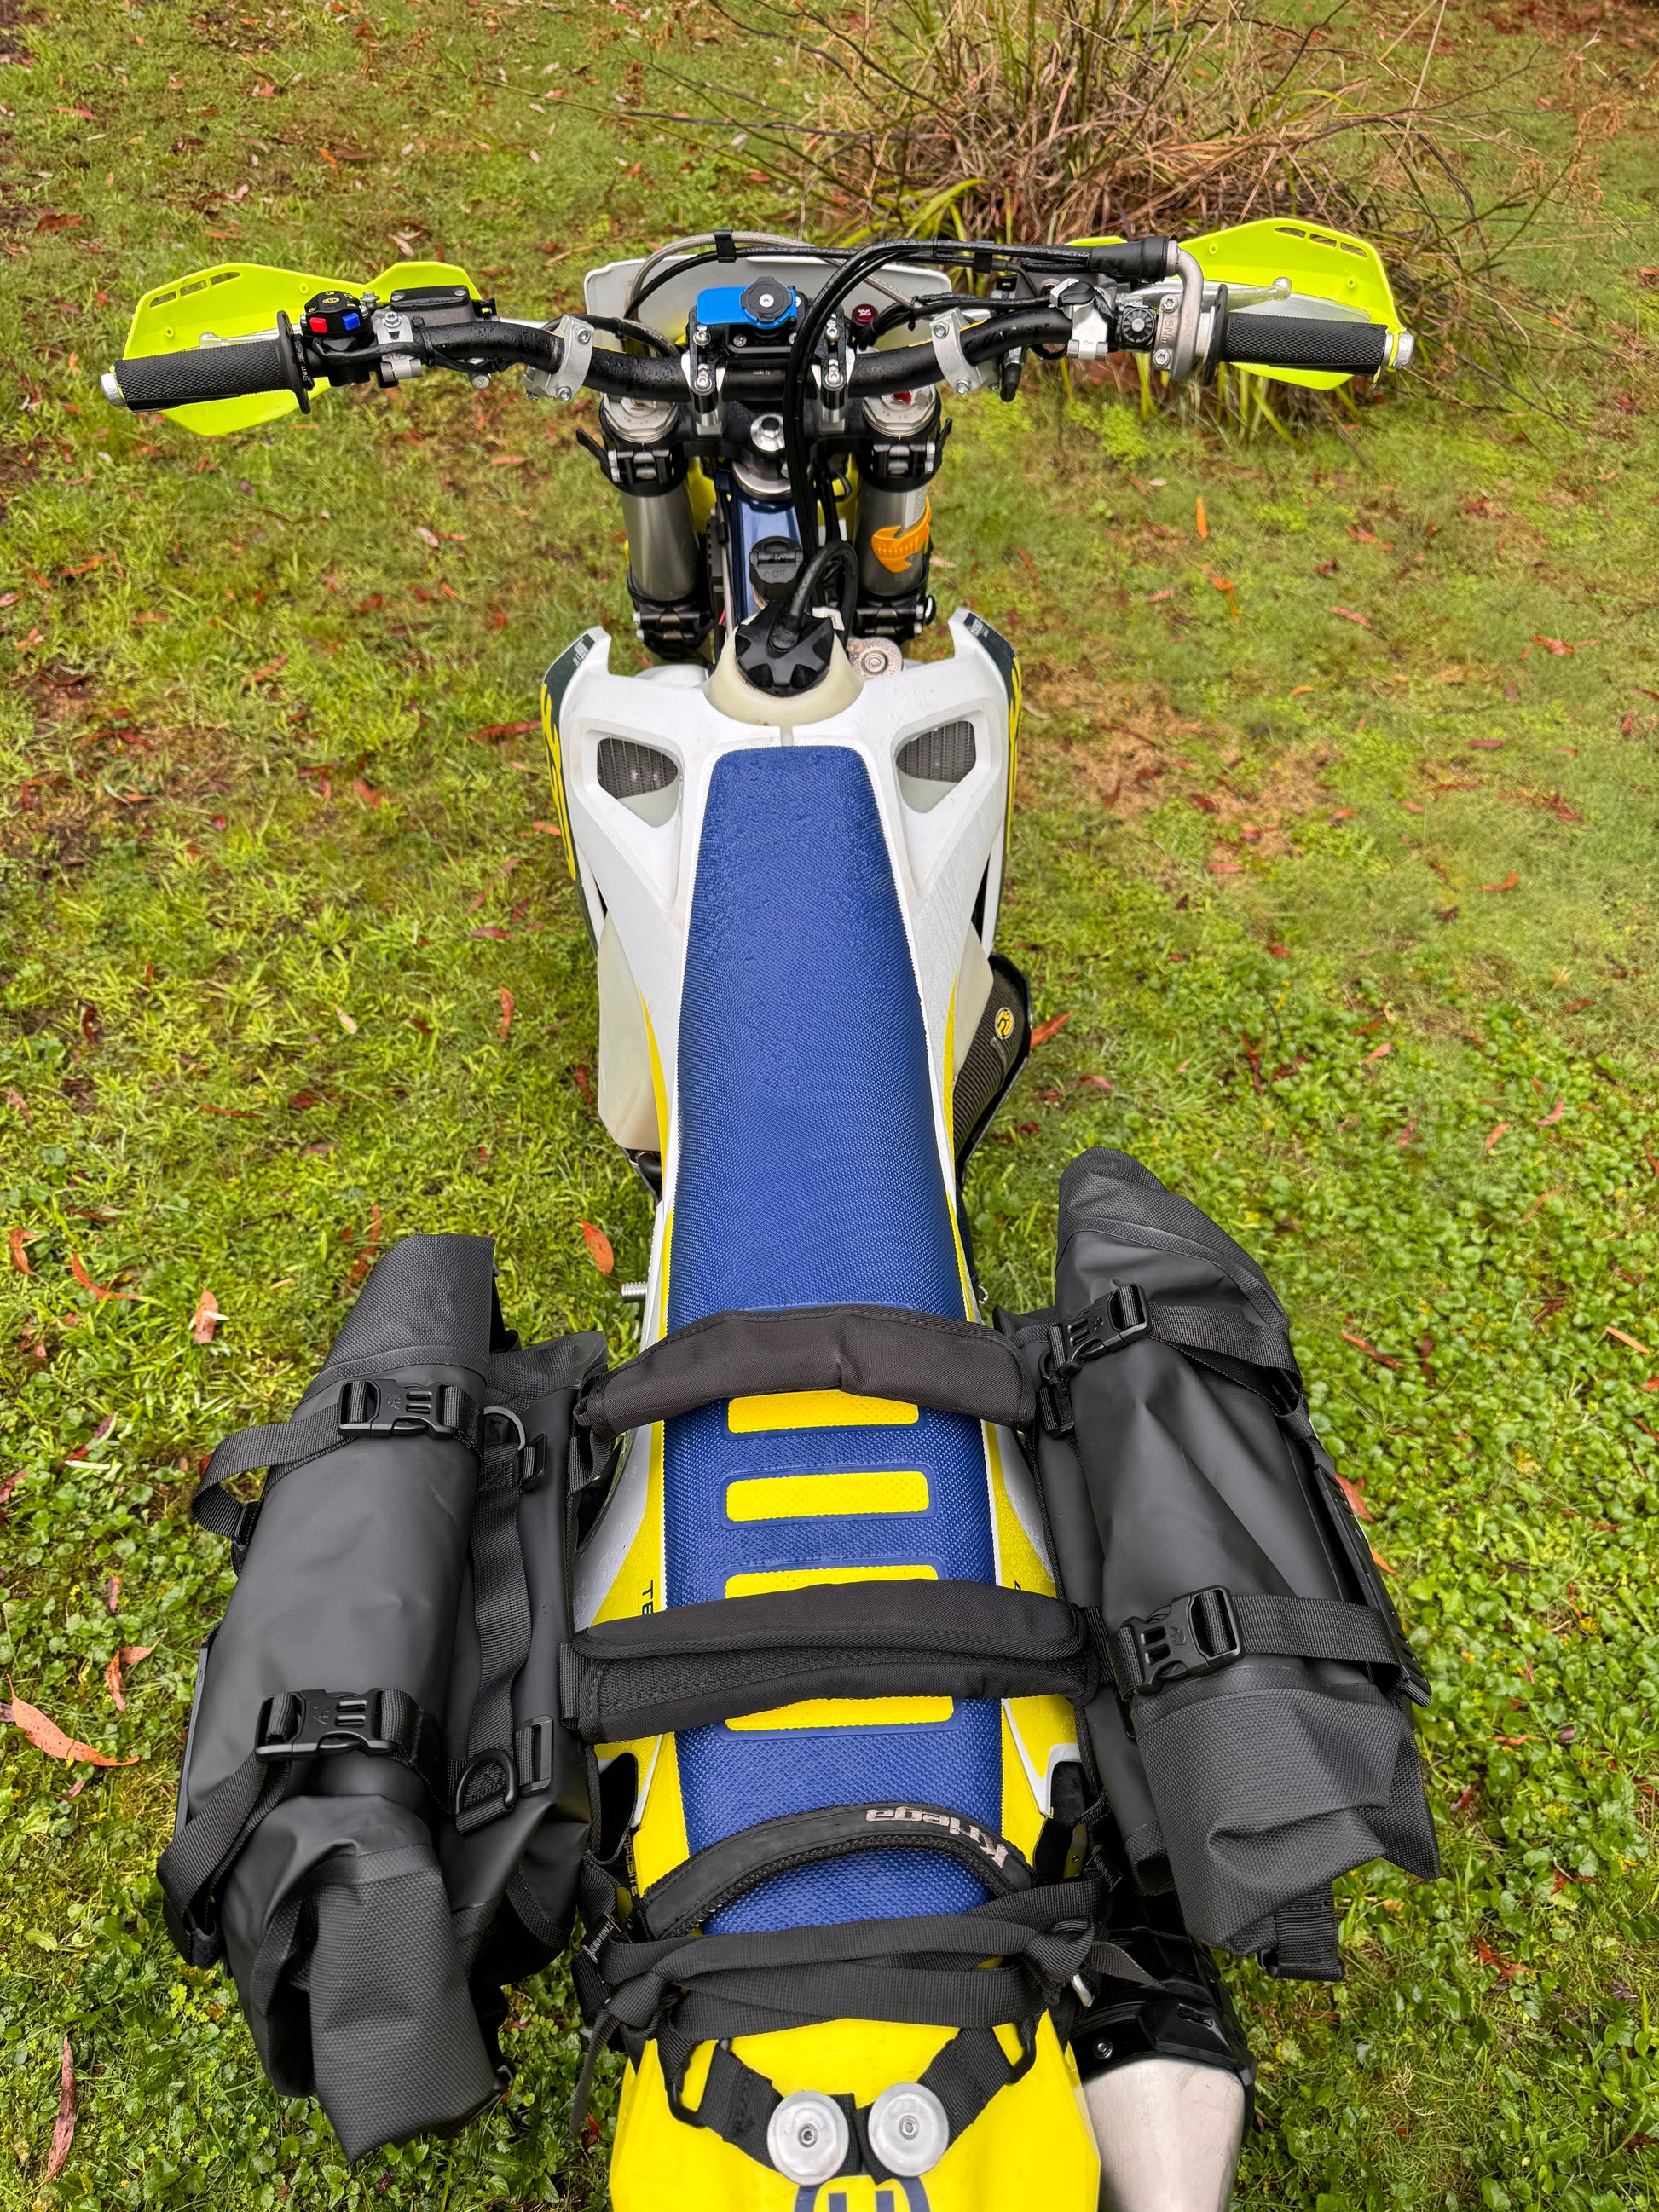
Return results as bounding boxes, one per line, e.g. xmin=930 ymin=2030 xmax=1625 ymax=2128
xmin=106 ymin=221 xmax=1416 ymax=2212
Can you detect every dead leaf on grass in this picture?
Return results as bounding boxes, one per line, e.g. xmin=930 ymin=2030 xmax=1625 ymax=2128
xmin=1342 ymin=1330 xmax=1402 ymax=1368
xmin=104 ymin=1644 xmax=155 ymax=1712
xmin=1333 ymin=1470 xmax=1373 ymax=1522
xmin=8 ymin=1689 xmax=139 ymax=1767
xmin=581 ymin=1222 xmax=615 ymax=1275
xmin=44 ymin=2038 xmax=75 ymax=2180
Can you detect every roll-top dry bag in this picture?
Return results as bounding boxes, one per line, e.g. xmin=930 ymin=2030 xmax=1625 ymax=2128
xmin=162 ymin=1235 xmax=512 ymax=2156
xmin=1017 ymin=1148 xmax=1438 ymax=1979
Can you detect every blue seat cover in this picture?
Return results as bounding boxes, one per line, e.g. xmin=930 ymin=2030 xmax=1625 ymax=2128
xmin=665 ymin=746 xmax=998 ymax=1932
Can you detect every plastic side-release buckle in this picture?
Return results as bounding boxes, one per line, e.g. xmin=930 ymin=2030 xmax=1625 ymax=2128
xmin=254 ymin=1688 xmax=398 ymax=1762
xmin=574 ymin=1911 xmax=627 ymax=2022
xmin=337 ymin=1377 xmax=466 ymax=1441
xmin=1111 ymin=1586 xmax=1244 ymax=1698
xmin=1038 ymin=1283 xmax=1151 ymax=1434
xmin=228 ymin=1496 xmax=261 ymax=1570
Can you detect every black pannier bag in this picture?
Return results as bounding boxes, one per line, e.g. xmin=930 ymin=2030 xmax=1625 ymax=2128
xmin=159 ymin=1236 xmax=603 ymax=2159
xmin=1014 ymin=1149 xmax=1438 ymax=1980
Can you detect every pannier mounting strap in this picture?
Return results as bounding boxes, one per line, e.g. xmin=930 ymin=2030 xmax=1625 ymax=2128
xmin=189 ymin=1377 xmax=485 ymax=1562
xmin=1107 ymin=1585 xmax=1425 ymax=1704
xmin=1112 ymin=1586 xmax=1243 ymax=1695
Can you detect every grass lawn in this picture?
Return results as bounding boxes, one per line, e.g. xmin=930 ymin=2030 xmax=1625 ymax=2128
xmin=3 ymin=2 xmax=1658 ymax=2206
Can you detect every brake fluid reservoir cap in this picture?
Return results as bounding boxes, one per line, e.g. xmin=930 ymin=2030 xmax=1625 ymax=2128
xmin=767 ymin=2090 xmax=849 ymax=2185
xmin=868 ymin=2082 xmax=950 ymax=2177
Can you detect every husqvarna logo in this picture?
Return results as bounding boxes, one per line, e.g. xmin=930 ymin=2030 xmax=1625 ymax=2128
xmin=865 ymin=1805 xmax=1008 ymax=1869
xmin=798 ymin=2184 xmax=932 ymax=2211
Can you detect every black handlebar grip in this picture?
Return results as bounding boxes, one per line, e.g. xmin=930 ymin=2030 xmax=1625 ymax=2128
xmin=1218 ymin=312 xmax=1391 ymax=374
xmin=112 ymin=318 xmax=309 ymax=413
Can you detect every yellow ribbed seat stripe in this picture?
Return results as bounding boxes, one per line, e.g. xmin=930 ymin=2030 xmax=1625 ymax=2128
xmin=727 ymin=1389 xmax=918 ymax=1432
xmin=725 ymin=1470 xmax=929 ymax=1521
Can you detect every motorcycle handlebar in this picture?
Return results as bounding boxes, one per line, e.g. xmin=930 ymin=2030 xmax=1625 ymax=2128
xmin=103 ymin=294 xmax=1405 ymax=413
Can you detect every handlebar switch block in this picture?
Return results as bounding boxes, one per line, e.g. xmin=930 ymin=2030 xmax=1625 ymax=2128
xmin=1115 ymin=299 xmax=1158 ymax=351
xmin=303 ymin=290 xmax=380 ymax=386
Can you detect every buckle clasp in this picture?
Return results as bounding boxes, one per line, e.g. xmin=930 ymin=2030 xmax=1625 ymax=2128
xmin=255 ymin=1689 xmax=394 ymax=1762
xmin=1038 ymin=1284 xmax=1151 ymax=1434
xmin=337 ymin=1378 xmax=464 ymax=1441
xmin=1112 ymin=1586 xmax=1244 ymax=1698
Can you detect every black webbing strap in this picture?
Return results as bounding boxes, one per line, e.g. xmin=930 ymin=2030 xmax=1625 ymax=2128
xmin=571 ymin=1876 xmax=1162 ymax=2138
xmin=632 ymin=1799 xmax=1032 ymax=1940
xmin=1141 ymin=1297 xmax=1296 ymax=1375
xmin=1265 ymin=1885 xmax=1344 ymax=1982
xmin=453 ymin=1416 xmax=549 ymax=1834
xmin=660 ymin=2021 xmax=1039 ymax=2180
xmin=158 ymin=1686 xmax=446 ymax=1968
xmin=1018 ymin=1285 xmax=1301 ymax=1436
xmin=558 ymin=1580 xmax=1104 ymax=1744
xmin=159 ymin=1746 xmax=302 ymax=1967
xmin=191 ymin=1377 xmax=484 ymax=1556
xmin=1107 ymin=1585 xmax=1408 ymax=1700
xmin=575 ymin=1302 xmax=1034 ymax=1449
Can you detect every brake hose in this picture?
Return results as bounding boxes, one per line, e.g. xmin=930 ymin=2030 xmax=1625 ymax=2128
xmin=782 ymin=237 xmax=949 ymax=556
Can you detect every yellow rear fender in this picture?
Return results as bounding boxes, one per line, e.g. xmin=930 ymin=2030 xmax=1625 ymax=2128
xmin=610 ymin=2014 xmax=1100 ymax=2211
xmin=122 ymin=257 xmax=483 ymax=435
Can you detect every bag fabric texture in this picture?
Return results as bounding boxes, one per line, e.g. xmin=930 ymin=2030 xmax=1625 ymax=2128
xmin=165 ymin=1236 xmax=602 ymax=2158
xmin=1032 ymin=1148 xmax=1439 ymax=1968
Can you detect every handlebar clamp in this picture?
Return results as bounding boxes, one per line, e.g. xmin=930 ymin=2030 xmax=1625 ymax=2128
xmin=928 ymin=309 xmax=995 ymax=396
xmin=524 ymin=315 xmax=593 ymax=404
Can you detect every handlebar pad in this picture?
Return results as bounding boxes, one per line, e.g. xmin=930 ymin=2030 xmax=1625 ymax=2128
xmin=1218 ymin=313 xmax=1390 ymax=374
xmin=113 ymin=334 xmax=301 ymax=412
